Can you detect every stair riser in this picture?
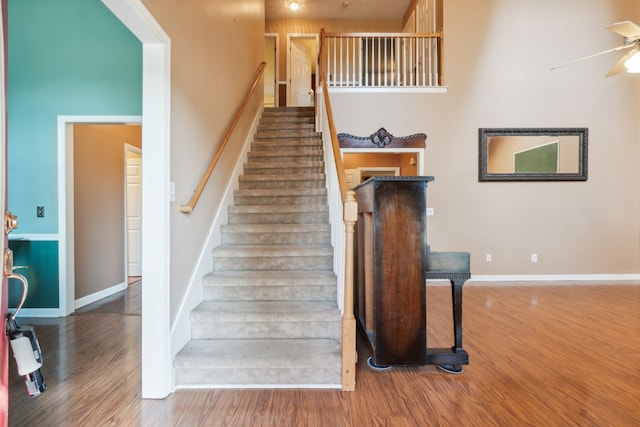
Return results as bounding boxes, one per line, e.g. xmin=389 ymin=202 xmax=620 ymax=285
xmin=239 ymin=180 xmax=325 ymax=190
xmin=203 ymin=286 xmax=336 ymax=302
xmin=175 ymin=368 xmax=341 ymax=386
xmin=262 ymin=109 xmax=314 ymax=116
xmin=251 ymin=138 xmax=322 ymax=151
xmin=221 ymin=231 xmax=330 ymax=245
xmin=258 ymin=124 xmax=315 ymax=132
xmin=254 ymin=135 xmax=321 ymax=143
xmin=248 ymin=145 xmax=324 ymax=157
xmin=263 ymin=108 xmax=314 ymax=116
xmin=258 ymin=121 xmax=315 ymax=129
xmin=233 ymin=195 xmax=327 ymax=206
xmin=212 ymin=256 xmax=333 ymax=271
xmin=191 ymin=321 xmax=340 ymax=340
xmin=247 ymin=154 xmax=324 ymax=163
xmin=256 ymin=130 xmax=319 ymax=138
xmin=243 ymin=166 xmax=325 ymax=176
xmin=248 ymin=148 xmax=324 ymax=156
xmin=262 ymin=112 xmax=314 ymax=117
xmin=228 ymin=212 xmax=328 ymax=224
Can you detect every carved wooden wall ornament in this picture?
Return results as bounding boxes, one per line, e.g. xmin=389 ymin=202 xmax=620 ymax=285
xmin=338 ymin=128 xmax=427 ymax=149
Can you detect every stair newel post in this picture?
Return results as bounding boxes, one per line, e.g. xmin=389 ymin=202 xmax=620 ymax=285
xmin=342 ymin=190 xmax=358 ymax=391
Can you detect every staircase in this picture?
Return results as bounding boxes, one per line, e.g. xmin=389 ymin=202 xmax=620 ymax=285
xmin=174 ymin=106 xmax=343 ymax=388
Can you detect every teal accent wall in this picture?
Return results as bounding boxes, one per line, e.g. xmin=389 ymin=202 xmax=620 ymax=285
xmin=8 ymin=240 xmax=59 ymax=309
xmin=8 ymin=0 xmax=142 ymax=234
xmin=7 ymin=0 xmax=142 ymax=309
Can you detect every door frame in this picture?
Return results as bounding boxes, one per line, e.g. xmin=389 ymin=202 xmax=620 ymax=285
xmin=58 ymin=116 xmax=141 ymax=316
xmin=124 ymin=143 xmax=142 ymax=278
xmin=286 ymin=33 xmax=318 ymax=107
xmin=264 ymin=33 xmax=279 ymax=108
xmin=100 ymin=0 xmax=172 ymax=399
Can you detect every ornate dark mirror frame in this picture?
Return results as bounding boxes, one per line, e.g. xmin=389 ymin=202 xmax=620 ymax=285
xmin=478 ymin=128 xmax=588 ymax=182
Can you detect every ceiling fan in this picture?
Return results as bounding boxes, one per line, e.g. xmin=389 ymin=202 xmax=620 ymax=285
xmin=552 ymin=20 xmax=640 ymax=76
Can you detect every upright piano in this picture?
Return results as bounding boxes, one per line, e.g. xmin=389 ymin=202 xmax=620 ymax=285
xmin=353 ymin=176 xmax=469 ymax=373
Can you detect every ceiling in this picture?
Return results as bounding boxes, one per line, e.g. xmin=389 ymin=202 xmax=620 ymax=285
xmin=265 ymin=0 xmax=412 ymax=21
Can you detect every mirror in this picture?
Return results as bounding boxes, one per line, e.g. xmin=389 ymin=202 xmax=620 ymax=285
xmin=479 ymin=128 xmax=588 ymax=181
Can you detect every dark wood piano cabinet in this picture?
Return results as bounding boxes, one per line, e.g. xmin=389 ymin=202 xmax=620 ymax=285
xmin=353 ymin=176 xmax=469 ymax=369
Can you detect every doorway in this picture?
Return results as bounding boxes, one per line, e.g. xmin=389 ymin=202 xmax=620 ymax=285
xmin=58 ymin=117 xmax=142 ymax=315
xmin=264 ymin=34 xmax=278 ymax=108
xmin=125 ymin=144 xmax=142 ymax=278
xmin=287 ymin=34 xmax=318 ymax=107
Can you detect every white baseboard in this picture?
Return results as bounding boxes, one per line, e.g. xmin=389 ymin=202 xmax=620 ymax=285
xmin=467 ymin=274 xmax=640 ymax=284
xmin=12 ymin=308 xmax=64 ymax=318
xmin=75 ymin=281 xmax=128 ymax=309
xmin=426 ymin=274 xmax=640 ymax=286
xmin=9 ymin=281 xmax=128 ymax=317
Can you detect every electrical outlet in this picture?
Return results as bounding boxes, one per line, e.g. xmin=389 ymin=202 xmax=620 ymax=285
xmin=36 ymin=206 xmax=45 ymax=218
xmin=486 ymin=254 xmax=492 ymax=262
xmin=531 ymin=253 xmax=538 ymax=263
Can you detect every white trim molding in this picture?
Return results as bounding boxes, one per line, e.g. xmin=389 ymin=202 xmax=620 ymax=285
xmin=75 ymin=281 xmax=128 ymax=309
xmin=467 ymin=274 xmax=640 ymax=284
xmin=58 ymin=115 xmax=143 ymax=319
xmin=101 ymin=0 xmax=173 ymax=400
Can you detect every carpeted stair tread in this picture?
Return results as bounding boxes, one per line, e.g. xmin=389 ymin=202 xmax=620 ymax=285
xmin=234 ymin=188 xmax=326 ymax=197
xmin=227 ymin=204 xmax=328 ymax=224
xmin=251 ymin=141 xmax=322 ymax=150
xmin=243 ymin=160 xmax=324 ymax=170
xmin=175 ymin=339 xmax=341 ymax=370
xmin=211 ymin=244 xmax=333 ymax=258
xmin=191 ymin=301 xmax=339 ymax=322
xmin=228 ymin=204 xmax=328 ymax=214
xmin=258 ymin=123 xmax=315 ymax=131
xmin=221 ymin=224 xmax=330 ymax=245
xmin=221 ymin=223 xmax=330 ymax=233
xmin=203 ymin=270 xmax=337 ymax=286
xmin=239 ymin=173 xmax=325 ymax=182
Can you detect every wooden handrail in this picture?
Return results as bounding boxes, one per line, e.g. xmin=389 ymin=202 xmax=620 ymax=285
xmin=323 ymin=31 xmax=443 ymax=39
xmin=180 ymin=62 xmax=267 ymax=213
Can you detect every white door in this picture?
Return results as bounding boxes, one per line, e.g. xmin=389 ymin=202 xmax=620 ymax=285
xmin=126 ymin=149 xmax=142 ymax=277
xmin=290 ymin=39 xmax=314 ymax=107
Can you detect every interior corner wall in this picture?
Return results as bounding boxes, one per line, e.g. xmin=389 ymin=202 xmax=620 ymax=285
xmin=7 ymin=0 xmax=142 ymax=309
xmin=329 ymin=0 xmax=640 ymax=276
xmin=73 ymin=124 xmax=141 ymax=300
xmin=140 ymin=0 xmax=265 ymax=324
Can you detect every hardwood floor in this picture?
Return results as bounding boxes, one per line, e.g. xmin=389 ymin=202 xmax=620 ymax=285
xmin=8 ymin=282 xmax=640 ymax=426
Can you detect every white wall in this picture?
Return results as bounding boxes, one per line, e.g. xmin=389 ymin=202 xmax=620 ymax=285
xmin=330 ymin=0 xmax=640 ymax=276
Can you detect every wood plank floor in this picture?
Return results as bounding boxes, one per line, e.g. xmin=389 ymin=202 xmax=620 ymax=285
xmin=8 ymin=282 xmax=640 ymax=426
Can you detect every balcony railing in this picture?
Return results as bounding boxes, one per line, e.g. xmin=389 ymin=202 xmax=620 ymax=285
xmin=321 ymin=31 xmax=444 ymax=89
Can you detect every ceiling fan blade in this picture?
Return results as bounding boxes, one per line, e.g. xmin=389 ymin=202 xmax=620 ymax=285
xmin=605 ymin=49 xmax=638 ymax=77
xmin=550 ymin=44 xmax=633 ymax=71
xmin=606 ymin=21 xmax=640 ymax=38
